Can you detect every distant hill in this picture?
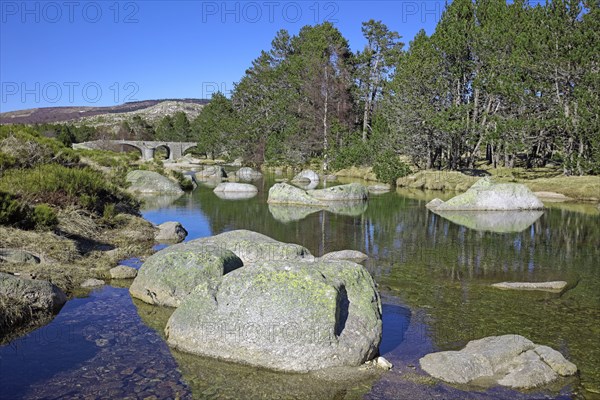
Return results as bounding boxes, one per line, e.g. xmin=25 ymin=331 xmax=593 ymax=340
xmin=0 ymin=99 xmax=209 ymax=125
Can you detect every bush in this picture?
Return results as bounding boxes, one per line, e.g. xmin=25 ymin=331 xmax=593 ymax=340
xmin=0 ymin=192 xmax=33 ymax=229
xmin=330 ymin=140 xmax=372 ymax=171
xmin=373 ymin=150 xmax=411 ymax=185
xmin=171 ymin=170 xmax=194 ymax=191
xmin=32 ymin=204 xmax=58 ymax=230
xmin=0 ymin=164 xmax=136 ymax=215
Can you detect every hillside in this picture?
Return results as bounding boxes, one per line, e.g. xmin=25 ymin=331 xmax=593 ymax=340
xmin=0 ymin=99 xmax=209 ymax=126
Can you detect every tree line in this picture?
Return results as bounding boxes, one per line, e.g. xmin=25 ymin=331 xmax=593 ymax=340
xmin=24 ymin=0 xmax=599 ymax=176
xmin=198 ymin=0 xmax=599 ymax=175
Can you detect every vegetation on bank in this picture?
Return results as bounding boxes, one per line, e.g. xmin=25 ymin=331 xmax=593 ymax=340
xmin=0 ymin=125 xmax=161 ymax=299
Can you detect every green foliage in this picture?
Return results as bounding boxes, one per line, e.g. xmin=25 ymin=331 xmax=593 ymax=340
xmin=193 ymin=92 xmax=234 ymax=159
xmin=0 ymin=164 xmax=135 ymax=215
xmin=330 ymin=138 xmax=372 ymax=170
xmin=32 ymin=204 xmax=58 ymax=230
xmin=0 ymin=192 xmax=33 ymax=229
xmin=171 ymin=170 xmax=194 ymax=191
xmin=372 ymin=150 xmax=411 ymax=185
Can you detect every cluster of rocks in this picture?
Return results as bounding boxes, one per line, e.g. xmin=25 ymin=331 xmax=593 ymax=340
xmin=129 ymin=229 xmax=383 ymax=372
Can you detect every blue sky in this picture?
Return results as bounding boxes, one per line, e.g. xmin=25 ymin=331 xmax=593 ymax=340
xmin=0 ymin=1 xmax=443 ymax=112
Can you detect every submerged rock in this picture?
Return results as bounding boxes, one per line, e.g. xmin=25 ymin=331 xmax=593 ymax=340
xmin=155 ymin=221 xmax=188 ymax=243
xmin=81 ymin=278 xmax=105 ymax=288
xmin=491 ymin=281 xmax=567 ymax=292
xmin=109 ymin=265 xmax=138 ymax=279
xmin=430 ymin=178 xmax=544 ymax=211
xmin=126 ymin=170 xmax=184 ymax=195
xmin=367 ymin=184 xmax=391 ymax=193
xmin=321 ymin=250 xmax=368 ymax=263
xmin=166 ymin=259 xmax=382 ymax=372
xmin=213 ymin=182 xmax=258 ymax=193
xmin=419 ymin=334 xmax=577 ymax=389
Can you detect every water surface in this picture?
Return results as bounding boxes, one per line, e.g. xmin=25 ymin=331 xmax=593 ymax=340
xmin=1 ymin=176 xmax=598 ymax=399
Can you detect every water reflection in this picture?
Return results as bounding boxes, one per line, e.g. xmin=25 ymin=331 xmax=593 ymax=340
xmin=213 ymin=190 xmax=258 ymax=200
xmin=431 ymin=210 xmax=544 ymax=233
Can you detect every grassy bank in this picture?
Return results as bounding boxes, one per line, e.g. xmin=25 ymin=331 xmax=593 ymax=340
xmin=396 ymin=170 xmax=600 ymax=201
xmin=0 ymin=126 xmax=163 ymax=339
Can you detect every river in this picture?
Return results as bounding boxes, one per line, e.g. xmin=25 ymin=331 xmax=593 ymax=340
xmin=1 ymin=176 xmax=598 ymax=399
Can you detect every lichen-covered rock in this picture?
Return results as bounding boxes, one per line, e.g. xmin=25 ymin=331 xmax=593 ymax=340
xmin=195 ymin=166 xmax=227 ymax=180
xmin=166 ymin=260 xmax=382 ymax=372
xmin=0 ymin=272 xmax=66 ymax=313
xmin=433 ymin=178 xmax=544 ymax=211
xmin=126 ymin=170 xmax=184 ymax=195
xmin=419 ymin=335 xmax=577 ymax=390
xmin=0 ymin=249 xmax=40 ymax=264
xmin=308 ymin=183 xmax=368 ymax=202
xmin=0 ymin=273 xmax=67 ymax=340
xmin=236 ymin=167 xmax=262 ymax=181
xmin=196 ymin=230 xmax=312 ymax=265
xmin=425 ymin=198 xmax=445 ymax=210
xmin=129 ymin=243 xmax=243 ymax=308
xmin=268 ymin=183 xmax=325 ymax=207
xmin=213 ymin=182 xmax=258 ymax=193
xmin=155 ymin=221 xmax=188 ymax=243
xmin=321 ymin=250 xmax=368 ymax=263
xmin=109 ymin=265 xmax=138 ymax=279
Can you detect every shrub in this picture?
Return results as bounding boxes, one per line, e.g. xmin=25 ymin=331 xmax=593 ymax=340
xmin=373 ymin=150 xmax=411 ymax=185
xmin=0 ymin=164 xmax=136 ymax=215
xmin=32 ymin=204 xmax=58 ymax=230
xmin=330 ymin=139 xmax=372 ymax=171
xmin=171 ymin=170 xmax=194 ymax=191
xmin=0 ymin=192 xmax=33 ymax=229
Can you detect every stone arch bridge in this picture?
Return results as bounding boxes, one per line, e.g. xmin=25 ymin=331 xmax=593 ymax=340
xmin=73 ymin=140 xmax=197 ymax=161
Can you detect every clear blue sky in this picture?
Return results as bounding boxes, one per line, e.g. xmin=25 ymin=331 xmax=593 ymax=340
xmin=0 ymin=1 xmax=444 ymax=112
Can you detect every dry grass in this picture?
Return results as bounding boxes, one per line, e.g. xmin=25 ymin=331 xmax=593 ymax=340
xmin=0 ymin=212 xmax=156 ymax=295
xmin=396 ymin=170 xmax=600 ymax=201
xmin=335 ymin=166 xmax=379 ymax=181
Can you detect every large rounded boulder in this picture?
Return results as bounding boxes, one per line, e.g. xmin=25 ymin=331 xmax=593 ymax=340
xmin=268 ymin=183 xmax=325 ymax=207
xmin=165 ymin=259 xmax=382 ymax=372
xmin=129 ymin=243 xmax=243 ymax=308
xmin=431 ymin=178 xmax=544 ymax=211
xmin=308 ymin=183 xmax=368 ymax=202
xmin=236 ymin=167 xmax=263 ymax=181
xmin=126 ymin=170 xmax=184 ymax=195
xmin=195 ymin=166 xmax=227 ymax=181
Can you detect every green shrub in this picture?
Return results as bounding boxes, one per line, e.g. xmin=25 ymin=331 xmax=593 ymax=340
xmin=0 ymin=164 xmax=136 ymax=215
xmin=0 ymin=192 xmax=33 ymax=229
xmin=330 ymin=139 xmax=372 ymax=171
xmin=32 ymin=204 xmax=58 ymax=230
xmin=373 ymin=150 xmax=411 ymax=185
xmin=171 ymin=170 xmax=194 ymax=191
